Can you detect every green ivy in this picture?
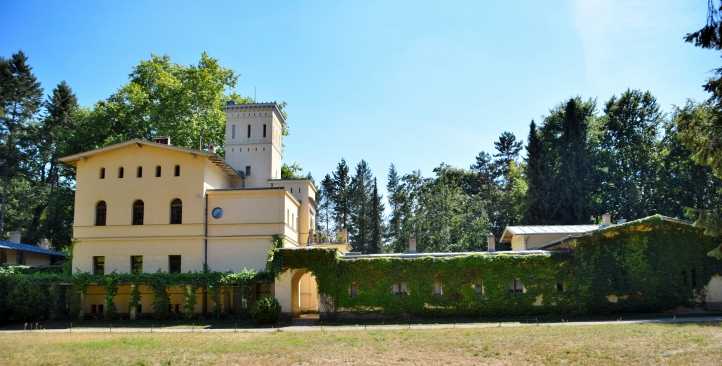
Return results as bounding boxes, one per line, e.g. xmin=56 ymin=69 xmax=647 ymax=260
xmin=271 ymin=216 xmax=722 ymax=318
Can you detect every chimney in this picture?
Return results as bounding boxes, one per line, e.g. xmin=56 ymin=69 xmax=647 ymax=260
xmin=407 ymin=237 xmax=417 ymax=253
xmin=208 ymin=144 xmax=216 ymax=154
xmin=487 ymin=233 xmax=496 ymax=252
xmin=8 ymin=231 xmax=21 ymax=243
xmin=153 ymin=136 xmax=171 ymax=145
xmin=601 ymin=213 xmax=612 ymax=226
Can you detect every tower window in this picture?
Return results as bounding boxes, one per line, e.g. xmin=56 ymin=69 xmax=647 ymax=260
xmin=95 ymin=201 xmax=107 ymax=226
xmin=263 ymin=124 xmax=267 ymax=138
xmin=245 ymin=166 xmax=251 ymax=177
xmin=136 ymin=166 xmax=143 ymax=178
xmin=118 ymin=167 xmax=124 ymax=178
xmin=170 ymin=198 xmax=182 ymax=224
xmin=132 ymin=200 xmax=144 ymax=225
xmin=247 ymin=124 xmax=251 ymax=138
xmin=155 ymin=165 xmax=161 ymax=177
xmin=231 ymin=124 xmax=236 ymax=139
xmin=174 ymin=165 xmax=181 ymax=177
xmin=100 ymin=168 xmax=106 ymax=179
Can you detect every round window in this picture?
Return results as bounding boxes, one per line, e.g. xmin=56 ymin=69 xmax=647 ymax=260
xmin=211 ymin=207 xmax=223 ymax=219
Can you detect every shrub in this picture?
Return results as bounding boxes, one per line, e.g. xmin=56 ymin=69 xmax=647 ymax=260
xmin=251 ymin=297 xmax=281 ymax=324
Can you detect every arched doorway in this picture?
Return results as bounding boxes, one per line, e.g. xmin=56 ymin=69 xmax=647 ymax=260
xmin=291 ymin=269 xmax=319 ymax=316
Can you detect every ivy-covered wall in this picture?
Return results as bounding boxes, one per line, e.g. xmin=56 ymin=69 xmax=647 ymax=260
xmin=275 ymin=216 xmax=722 ymax=318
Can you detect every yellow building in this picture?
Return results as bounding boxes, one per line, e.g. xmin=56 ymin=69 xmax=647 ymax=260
xmin=60 ymin=102 xmax=345 ymax=316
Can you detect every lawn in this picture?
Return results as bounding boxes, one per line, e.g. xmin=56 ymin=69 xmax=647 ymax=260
xmin=2 ymin=323 xmax=722 ymax=365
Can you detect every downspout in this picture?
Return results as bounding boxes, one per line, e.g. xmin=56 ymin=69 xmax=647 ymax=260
xmin=202 ymin=192 xmax=208 ymax=315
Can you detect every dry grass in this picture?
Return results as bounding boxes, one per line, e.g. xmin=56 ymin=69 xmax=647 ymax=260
xmin=2 ymin=323 xmax=722 ymax=365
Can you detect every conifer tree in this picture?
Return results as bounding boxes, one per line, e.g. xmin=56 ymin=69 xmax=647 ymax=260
xmin=331 ymin=159 xmax=351 ymax=231
xmin=369 ymin=179 xmax=384 ymax=254
xmin=0 ymin=51 xmax=43 ymax=237
xmin=523 ymin=120 xmax=549 ymax=224
xmin=349 ymin=160 xmax=373 ymax=252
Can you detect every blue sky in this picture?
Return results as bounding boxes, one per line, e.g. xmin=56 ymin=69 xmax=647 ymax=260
xmin=1 ymin=0 xmax=719 ymax=196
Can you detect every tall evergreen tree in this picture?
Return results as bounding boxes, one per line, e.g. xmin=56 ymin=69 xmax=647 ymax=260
xmin=349 ymin=160 xmax=373 ymax=252
xmin=555 ymin=98 xmax=595 ymax=224
xmin=369 ymin=179 xmax=384 ymax=254
xmin=331 ymin=159 xmax=351 ymax=231
xmin=317 ymin=174 xmax=335 ymax=240
xmin=523 ymin=120 xmax=550 ymax=224
xmin=386 ymin=164 xmax=405 ymax=250
xmin=0 ymin=51 xmax=43 ymax=237
xmin=493 ymin=131 xmax=523 ymax=180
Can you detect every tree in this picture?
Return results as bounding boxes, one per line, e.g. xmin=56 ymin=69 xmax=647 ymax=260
xmin=0 ymin=51 xmax=43 ymax=237
xmin=597 ymin=90 xmax=662 ymax=221
xmin=369 ymin=179 xmax=384 ymax=254
xmin=493 ymin=131 xmax=523 ymax=179
xmin=349 ymin=160 xmax=373 ymax=252
xmin=317 ymin=174 xmax=335 ymax=240
xmin=22 ymin=82 xmax=81 ymax=245
xmin=681 ymin=2 xmax=722 ymax=238
xmin=281 ymin=162 xmax=304 ymax=179
xmin=523 ymin=120 xmax=551 ymax=224
xmin=385 ymin=164 xmax=405 ymax=251
xmin=331 ymin=159 xmax=351 ymax=231
xmin=555 ymin=98 xmax=596 ymax=224
xmin=88 ymin=53 xmax=248 ymax=151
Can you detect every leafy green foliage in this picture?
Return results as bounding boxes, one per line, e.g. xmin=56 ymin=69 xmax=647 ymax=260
xmin=250 ymin=297 xmax=281 ymax=324
xmin=273 ymin=217 xmax=721 ymax=317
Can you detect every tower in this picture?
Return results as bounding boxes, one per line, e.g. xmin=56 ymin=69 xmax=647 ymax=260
xmin=223 ymin=102 xmax=285 ymax=188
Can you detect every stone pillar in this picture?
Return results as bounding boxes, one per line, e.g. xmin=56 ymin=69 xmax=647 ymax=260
xmin=487 ymin=233 xmax=496 ymax=252
xmin=78 ymin=291 xmax=85 ymax=320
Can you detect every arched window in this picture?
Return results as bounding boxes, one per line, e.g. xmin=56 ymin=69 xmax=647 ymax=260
xmin=95 ymin=201 xmax=107 ymax=226
xmin=174 ymin=165 xmax=180 ymax=177
xmin=132 ymin=200 xmax=144 ymax=225
xmin=118 ymin=167 xmax=124 ymax=178
xmin=99 ymin=168 xmax=106 ymax=179
xmin=155 ymin=166 xmax=162 ymax=177
xmin=170 ymin=199 xmax=182 ymax=224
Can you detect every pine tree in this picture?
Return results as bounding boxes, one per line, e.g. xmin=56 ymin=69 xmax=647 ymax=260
xmin=349 ymin=160 xmax=373 ymax=252
xmin=0 ymin=51 xmax=43 ymax=238
xmin=331 ymin=159 xmax=351 ymax=232
xmin=493 ymin=131 xmax=523 ymax=180
xmin=369 ymin=179 xmax=384 ymax=254
xmin=523 ymin=120 xmax=549 ymax=224
xmin=556 ymin=98 xmax=595 ymax=224
xmin=317 ymin=174 xmax=335 ymax=240
xmin=386 ymin=164 xmax=405 ymax=250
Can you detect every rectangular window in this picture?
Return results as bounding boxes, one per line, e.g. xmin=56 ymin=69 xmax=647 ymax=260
xmin=247 ymin=124 xmax=251 ymax=138
xmin=118 ymin=167 xmax=124 ymax=178
xmin=93 ymin=256 xmax=105 ymax=275
xmin=137 ymin=166 xmax=143 ymax=178
xmin=472 ymin=282 xmax=484 ymax=296
xmin=349 ymin=282 xmax=359 ymax=298
xmin=263 ymin=124 xmax=267 ymax=138
xmin=174 ymin=165 xmax=180 ymax=177
xmin=391 ymin=282 xmax=409 ymax=296
xmin=130 ymin=255 xmax=143 ymax=275
xmin=509 ymin=279 xmax=525 ymax=294
xmin=100 ymin=168 xmax=105 ymax=179
xmin=433 ymin=280 xmax=443 ymax=296
xmin=169 ymin=255 xmax=181 ymax=273
xmin=17 ymin=251 xmax=25 ymax=265
xmin=245 ymin=165 xmax=251 ymax=177
xmin=155 ymin=166 xmax=161 ymax=177
xmin=231 ymin=124 xmax=236 ymax=139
